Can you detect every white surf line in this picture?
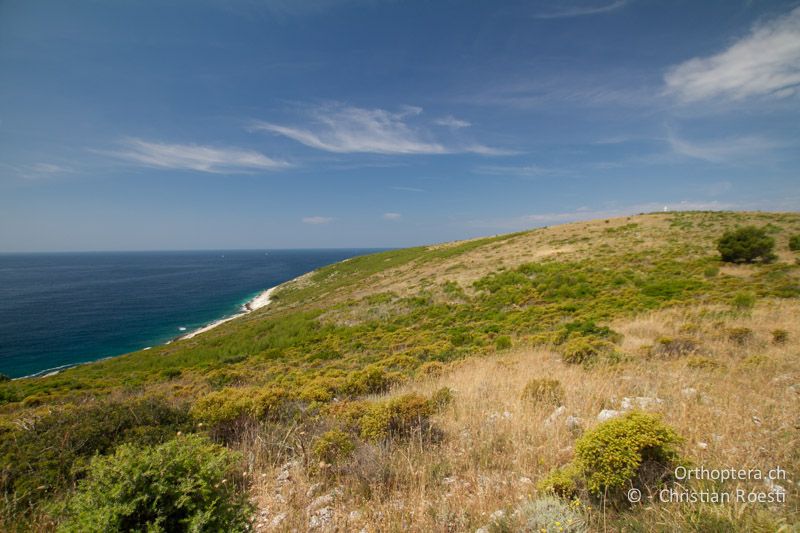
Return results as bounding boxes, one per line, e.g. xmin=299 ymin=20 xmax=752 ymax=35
xmin=180 ymin=286 xmax=277 ymax=340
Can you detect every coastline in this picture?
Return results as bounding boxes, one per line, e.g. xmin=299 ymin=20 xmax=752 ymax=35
xmin=17 ymin=286 xmax=278 ymax=379
xmin=178 ymin=286 xmax=277 ymax=340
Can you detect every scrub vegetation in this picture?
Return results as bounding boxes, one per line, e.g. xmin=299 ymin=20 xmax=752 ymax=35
xmin=1 ymin=210 xmax=799 ymax=531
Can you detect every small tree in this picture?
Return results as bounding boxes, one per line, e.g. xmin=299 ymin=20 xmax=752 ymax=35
xmin=789 ymin=234 xmax=800 ymax=252
xmin=716 ymin=226 xmax=776 ymax=263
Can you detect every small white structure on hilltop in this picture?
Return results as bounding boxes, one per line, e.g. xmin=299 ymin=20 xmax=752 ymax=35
xmin=663 ymin=206 xmax=669 ymax=212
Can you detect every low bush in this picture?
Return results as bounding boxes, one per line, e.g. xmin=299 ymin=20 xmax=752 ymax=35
xmin=716 ymin=226 xmax=776 ymax=263
xmin=651 ymin=337 xmax=698 ymax=358
xmin=731 ymin=291 xmax=756 ymax=310
xmin=429 ymin=386 xmax=454 ymax=411
xmin=342 ymin=366 xmax=393 ymax=396
xmin=771 ymin=329 xmax=789 ymax=344
xmin=537 ymin=463 xmax=582 ymax=499
xmin=560 ymin=337 xmax=615 ymax=365
xmin=359 ymin=394 xmax=433 ymax=442
xmin=517 ymin=496 xmax=587 ymax=533
xmin=495 ymin=335 xmax=512 ymax=350
xmin=727 ymin=327 xmax=753 ymax=345
xmin=0 ymin=396 xmax=191 ymax=513
xmin=313 ymin=429 xmax=355 ymax=467
xmin=521 ymin=378 xmax=564 ymax=407
xmin=685 ymin=356 xmax=722 ymax=370
xmin=324 ymin=399 xmax=371 ymax=430
xmin=789 ymin=234 xmax=800 ymax=251
xmin=190 ymin=386 xmax=293 ymax=435
xmin=574 ymin=411 xmax=682 ymax=501
xmin=416 ymin=361 xmax=446 ymax=378
xmin=58 ymin=434 xmax=252 ymax=532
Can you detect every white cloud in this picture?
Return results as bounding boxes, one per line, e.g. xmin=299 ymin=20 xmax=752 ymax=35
xmin=391 ymin=185 xmax=426 ymax=193
xmin=533 ymin=0 xmax=629 ymax=19
xmin=434 ymin=115 xmax=471 ymax=129
xmin=1 ymin=162 xmax=72 ymax=180
xmin=251 ymin=104 xmax=507 ymax=156
xmin=666 ymin=131 xmax=780 ymax=163
xmin=104 ymin=138 xmax=291 ymax=173
xmin=665 ymin=7 xmax=800 ymax=102
xmin=252 ymin=105 xmax=446 ymax=155
xmin=382 ymin=212 xmax=402 ymax=220
xmin=473 ymin=163 xmax=566 ymax=177
xmin=471 ymin=72 xmax=656 ymax=109
xmin=302 ymin=216 xmax=334 ymax=224
xmin=463 ymin=144 xmax=519 ymax=156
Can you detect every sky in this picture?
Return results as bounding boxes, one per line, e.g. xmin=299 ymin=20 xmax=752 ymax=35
xmin=1 ymin=0 xmax=799 ymax=251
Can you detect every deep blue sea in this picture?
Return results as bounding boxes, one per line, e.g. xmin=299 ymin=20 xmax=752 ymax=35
xmin=0 ymin=249 xmax=375 ymax=378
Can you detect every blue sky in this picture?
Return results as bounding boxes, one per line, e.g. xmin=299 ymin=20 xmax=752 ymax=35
xmin=1 ymin=0 xmax=798 ymax=251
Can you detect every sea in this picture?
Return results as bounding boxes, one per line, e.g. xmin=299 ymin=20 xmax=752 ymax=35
xmin=0 ymin=249 xmax=377 ymax=378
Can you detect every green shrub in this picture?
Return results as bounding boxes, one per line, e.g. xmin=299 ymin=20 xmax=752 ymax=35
xmin=561 ymin=337 xmax=613 ymax=365
xmin=789 ymin=234 xmax=800 ymax=251
xmin=313 ymin=430 xmax=355 ymax=466
xmin=557 ymin=320 xmax=620 ymax=344
xmin=160 ymin=368 xmax=181 ymax=380
xmin=495 ymin=336 xmax=512 ymax=350
xmin=731 ymin=291 xmax=756 ymax=310
xmin=324 ymin=399 xmax=371 ymax=430
xmin=416 ymin=361 xmax=446 ymax=378
xmin=517 ymin=496 xmax=587 ymax=533
xmin=299 ymin=378 xmax=343 ymax=403
xmin=742 ymin=354 xmax=769 ymax=368
xmin=191 ymin=386 xmax=292 ymax=431
xmin=0 ymin=373 xmax=10 ymax=382
xmin=727 ymin=327 xmax=753 ymax=345
xmin=0 ymin=396 xmax=191 ymax=512
xmin=537 ymin=463 xmax=581 ymax=499
xmin=0 ymin=384 xmax=19 ymax=405
xmin=59 ymin=434 xmax=252 ymax=532
xmin=716 ymin=226 xmax=776 ymax=263
xmin=359 ymin=394 xmax=433 ymax=442
xmin=343 ymin=366 xmax=392 ymax=396
xmin=430 ymin=386 xmax=454 ymax=411
xmin=771 ymin=329 xmax=789 ymax=344
xmin=574 ymin=411 xmax=682 ymax=500
xmin=651 ymin=337 xmax=698 ymax=358
xmin=686 ymin=356 xmax=722 ymax=370
xmin=703 ymin=266 xmax=719 ymax=278
xmin=521 ymin=378 xmax=564 ymax=407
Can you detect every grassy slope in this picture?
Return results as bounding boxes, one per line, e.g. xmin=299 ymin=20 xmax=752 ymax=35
xmin=2 ymin=210 xmax=799 ymax=531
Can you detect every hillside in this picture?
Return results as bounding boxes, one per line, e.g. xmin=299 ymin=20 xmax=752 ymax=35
xmin=2 ymin=210 xmax=799 ymax=531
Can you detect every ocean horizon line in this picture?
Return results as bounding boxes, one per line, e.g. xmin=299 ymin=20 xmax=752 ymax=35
xmin=0 ymin=246 xmax=392 ymax=256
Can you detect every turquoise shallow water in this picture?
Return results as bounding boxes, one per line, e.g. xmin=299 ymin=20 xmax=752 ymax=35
xmin=0 ymin=249 xmax=376 ymax=378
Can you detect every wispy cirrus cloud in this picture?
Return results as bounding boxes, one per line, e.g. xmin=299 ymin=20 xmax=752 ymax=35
xmin=2 ymin=162 xmax=73 ymax=180
xmin=250 ymin=104 xmax=508 ymax=156
xmin=301 ymin=216 xmax=334 ymax=224
xmin=533 ymin=0 xmax=630 ymax=19
xmin=666 ymin=131 xmax=781 ymax=163
xmin=665 ymin=7 xmax=800 ymax=102
xmin=434 ymin=115 xmax=471 ymax=129
xmin=473 ymin=163 xmax=569 ymax=178
xmin=391 ymin=185 xmax=426 ymax=193
xmin=101 ymin=138 xmax=291 ymax=174
xmin=382 ymin=212 xmax=402 ymax=220
xmin=469 ymin=71 xmax=659 ymax=110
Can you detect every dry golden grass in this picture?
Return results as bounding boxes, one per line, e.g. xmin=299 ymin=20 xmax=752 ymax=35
xmin=250 ymin=298 xmax=800 ymax=531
